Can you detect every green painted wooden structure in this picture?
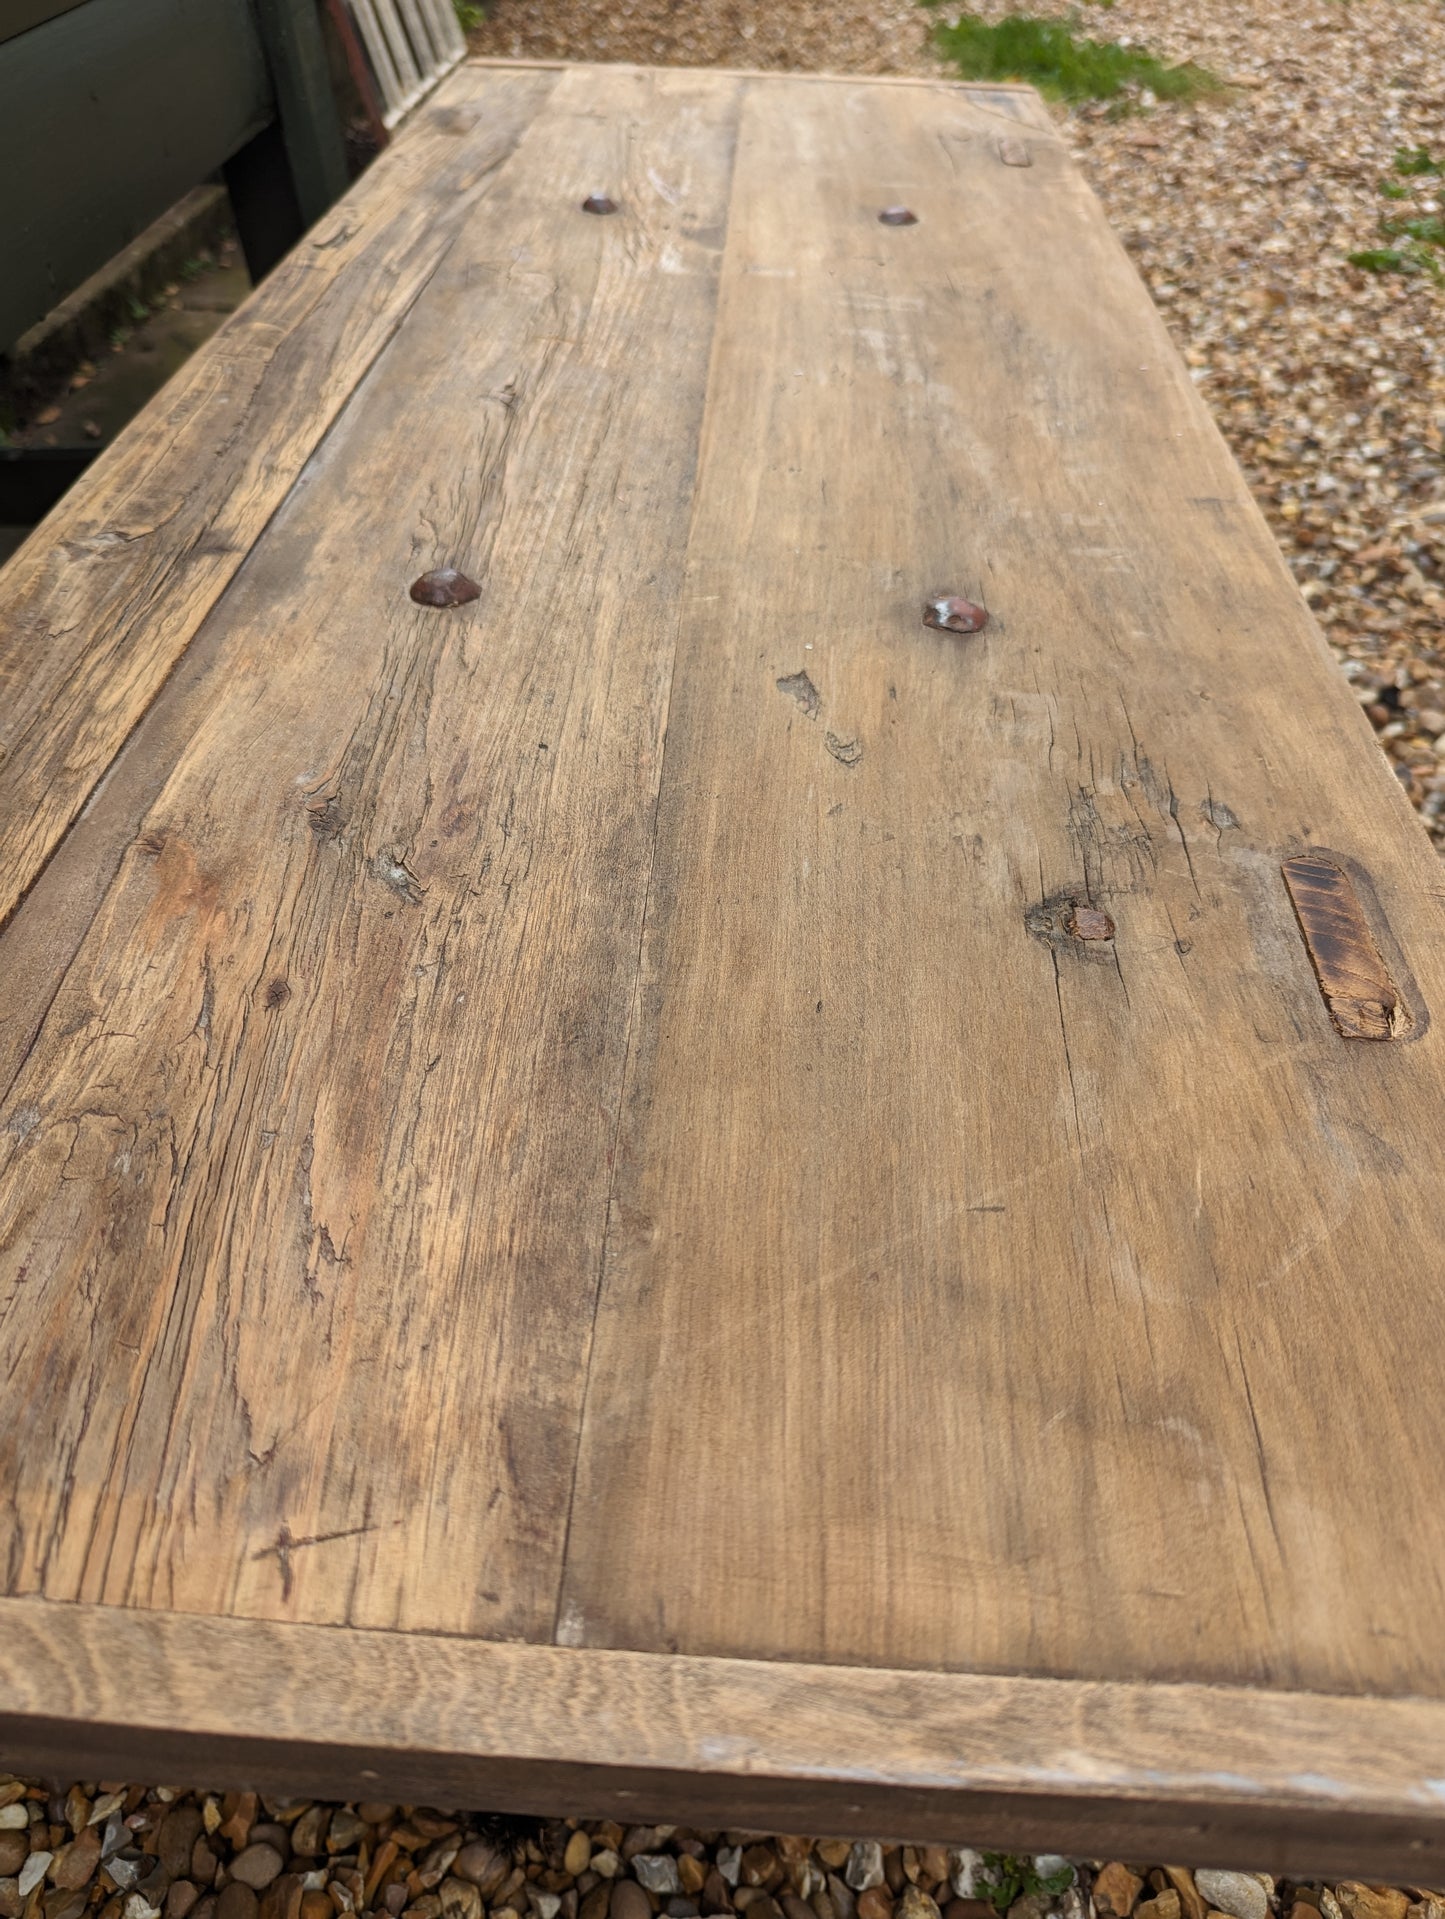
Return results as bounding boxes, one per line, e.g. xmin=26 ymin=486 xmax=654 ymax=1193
xmin=0 ymin=0 xmax=352 ymax=353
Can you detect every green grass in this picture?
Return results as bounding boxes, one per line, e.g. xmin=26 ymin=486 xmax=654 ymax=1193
xmin=923 ymin=10 xmax=1219 ymax=102
xmin=454 ymin=0 xmax=483 ymax=26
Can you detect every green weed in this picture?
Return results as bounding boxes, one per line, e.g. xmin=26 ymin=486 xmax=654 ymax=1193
xmin=923 ymin=11 xmax=1218 ymax=103
xmin=1379 ymin=179 xmax=1409 ymax=200
xmin=1385 ymin=214 xmax=1445 ymax=246
xmin=1394 ymin=145 xmax=1442 ymax=176
xmin=454 ymin=0 xmax=484 ymax=25
xmin=974 ymin=1857 xmax=1076 ymax=1917
xmin=1348 ymin=243 xmax=1443 ymax=281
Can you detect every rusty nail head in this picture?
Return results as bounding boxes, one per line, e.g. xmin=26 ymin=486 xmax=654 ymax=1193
xmin=923 ymin=593 xmax=988 ymax=634
xmin=1067 ymin=903 xmax=1115 ymax=942
xmin=582 ymin=193 xmax=618 ymax=215
xmin=879 ymin=206 xmax=918 ymax=226
xmin=410 ymin=568 xmax=481 ymax=608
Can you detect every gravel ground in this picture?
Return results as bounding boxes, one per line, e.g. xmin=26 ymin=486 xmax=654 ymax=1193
xmin=1 ymin=1789 xmax=1441 ymax=1919
xmin=469 ymin=0 xmax=1445 ymax=847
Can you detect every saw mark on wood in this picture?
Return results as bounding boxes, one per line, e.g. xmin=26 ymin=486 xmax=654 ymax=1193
xmin=1282 ymin=853 xmax=1410 ymax=1041
xmin=252 ymin=1522 xmax=382 ymax=1602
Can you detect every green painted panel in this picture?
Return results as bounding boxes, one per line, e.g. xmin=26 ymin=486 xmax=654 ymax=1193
xmin=0 ymin=1 xmax=91 ymax=49
xmin=0 ymin=0 xmax=272 ymax=349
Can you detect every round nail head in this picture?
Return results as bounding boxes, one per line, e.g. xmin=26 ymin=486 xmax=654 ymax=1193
xmin=879 ymin=206 xmax=918 ymax=226
xmin=582 ymin=193 xmax=618 ymax=215
xmin=924 ymin=594 xmax=988 ymax=634
xmin=410 ymin=568 xmax=481 ymax=608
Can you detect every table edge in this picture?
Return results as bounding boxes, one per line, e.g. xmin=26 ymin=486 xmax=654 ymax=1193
xmin=461 ymin=56 xmax=1057 ymax=125
xmin=1 ymin=1596 xmax=1442 ymax=1875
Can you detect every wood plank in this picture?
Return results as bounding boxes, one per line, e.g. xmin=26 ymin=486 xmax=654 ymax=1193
xmin=558 ymin=76 xmax=1445 ymax=1698
xmin=0 ymin=61 xmax=559 ymax=934
xmin=4 ymin=1595 xmax=1445 ymax=1879
xmin=0 ymin=64 xmax=741 ymax=1635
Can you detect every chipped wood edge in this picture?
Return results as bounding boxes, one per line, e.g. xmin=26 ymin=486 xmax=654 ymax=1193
xmin=2 ymin=1597 xmax=1444 ymax=1876
xmin=461 ymin=55 xmax=1059 ymax=128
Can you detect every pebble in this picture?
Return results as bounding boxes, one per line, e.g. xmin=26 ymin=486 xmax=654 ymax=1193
xmin=612 ymin=1881 xmax=652 ymax=1919
xmin=0 ymin=1769 xmax=1436 ymax=1919
xmin=1140 ymin=1894 xmax=1182 ymax=1919
xmin=440 ymin=1878 xmax=483 ymax=1919
xmin=231 ymin=1848 xmax=285 ymax=1893
xmin=0 ymin=1814 xmax=26 ymax=1835
xmin=847 ymin=1848 xmax=885 ymax=1895
xmin=454 ymin=1844 xmax=509 ymax=1895
xmin=159 ymin=1812 xmax=204 ymax=1884
xmin=636 ymin=1859 xmax=683 ymax=1896
xmin=218 ymin=1801 xmax=257 ymax=1854
xmin=1337 ymin=1893 xmax=1409 ymax=1919
xmin=287 ymin=1814 xmax=326 ymax=1861
xmin=1096 ymin=1869 xmax=1145 ymax=1919
xmin=19 ymin=1854 xmax=53 ymax=1898
xmin=677 ymin=1859 xmax=705 ymax=1898
xmin=1194 ymin=1876 xmax=1268 ymax=1919
xmin=52 ymin=1828 xmax=102 ymax=1891
xmin=948 ymin=1857 xmax=984 ymax=1902
xmin=216 ymin=1884 xmax=260 ymax=1919
xmin=324 ymin=1814 xmax=364 ymax=1857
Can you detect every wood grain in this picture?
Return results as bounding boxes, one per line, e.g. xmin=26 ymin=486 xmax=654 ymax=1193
xmin=4 ymin=1596 xmax=1445 ymax=1878
xmin=0 ymin=60 xmax=558 ymax=936
xmin=558 ymin=74 xmax=1445 ymax=1697
xmin=0 ymin=63 xmax=741 ymax=1636
xmin=7 ymin=64 xmax=1445 ymax=1861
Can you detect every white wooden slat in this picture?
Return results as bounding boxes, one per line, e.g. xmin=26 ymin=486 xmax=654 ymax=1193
xmin=346 ymin=0 xmax=408 ymax=118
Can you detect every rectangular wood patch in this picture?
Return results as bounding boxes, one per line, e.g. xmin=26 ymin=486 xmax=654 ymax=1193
xmin=1283 ymin=852 xmax=1409 ymax=1040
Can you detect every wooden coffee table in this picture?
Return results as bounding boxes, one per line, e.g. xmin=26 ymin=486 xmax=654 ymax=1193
xmin=3 ymin=58 xmax=1445 ymax=1879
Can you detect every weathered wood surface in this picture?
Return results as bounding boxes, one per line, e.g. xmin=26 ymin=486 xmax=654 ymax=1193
xmin=5 ymin=1596 xmax=1445 ymax=1880
xmin=0 ymin=63 xmax=558 ymax=936
xmin=4 ymin=57 xmax=1445 ymax=1868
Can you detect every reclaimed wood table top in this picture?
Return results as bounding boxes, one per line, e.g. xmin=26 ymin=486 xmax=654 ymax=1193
xmin=3 ymin=57 xmax=1445 ymax=1880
